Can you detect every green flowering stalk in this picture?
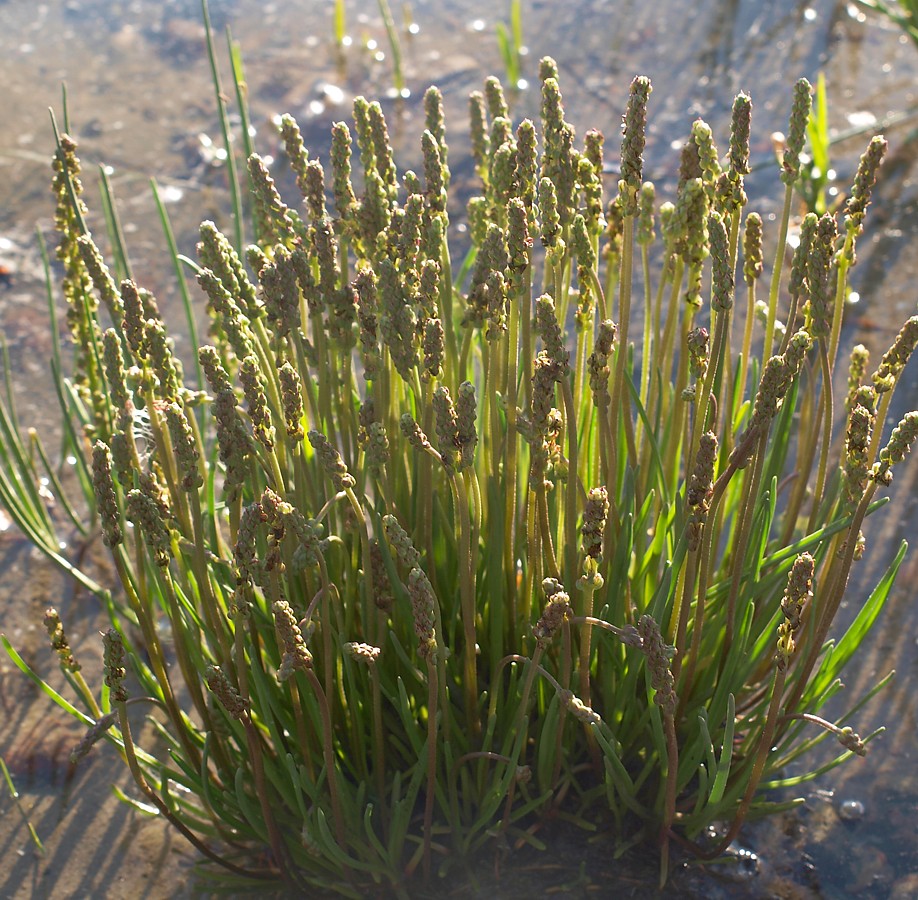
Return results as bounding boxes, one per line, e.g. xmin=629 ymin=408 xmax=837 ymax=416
xmin=764 ymin=78 xmax=812 ymax=358
xmin=102 ymin=628 xmax=128 ymax=703
xmin=844 ymin=135 xmax=887 ymax=259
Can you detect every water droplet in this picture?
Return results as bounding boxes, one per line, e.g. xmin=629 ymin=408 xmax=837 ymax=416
xmin=847 ymin=111 xmax=877 ymax=128
xmin=471 ymin=19 xmax=486 ymax=31
xmin=721 ymin=843 xmax=762 ymax=881
xmin=804 ymin=7 xmax=817 ymax=21
xmin=838 ymin=798 xmax=865 ymax=821
xmin=160 ymin=184 xmax=184 ymax=204
xmin=319 ymin=82 xmax=346 ymax=106
xmin=408 ymin=22 xmax=419 ymax=35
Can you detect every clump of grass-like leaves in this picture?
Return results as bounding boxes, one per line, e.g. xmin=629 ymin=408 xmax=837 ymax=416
xmin=2 ymin=31 xmax=917 ymax=898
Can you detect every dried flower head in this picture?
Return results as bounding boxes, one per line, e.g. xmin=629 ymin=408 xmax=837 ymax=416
xmin=709 ymin=212 xmax=733 ymax=312
xmin=205 ymin=665 xmax=248 ymax=720
xmin=581 ymin=486 xmax=609 ymax=560
xmin=274 ymin=599 xmax=314 ymax=681
xmin=44 ymin=608 xmax=81 ymax=673
xmin=845 ymin=135 xmax=887 ymax=247
xmin=407 ymin=567 xmax=439 ymax=660
xmin=619 ymin=75 xmax=652 ymax=214
xmin=343 ymin=642 xmax=381 ymax=664
xmin=872 ymin=411 xmax=918 ymax=485
xmin=637 ymin=615 xmax=677 ymax=716
xmin=776 ymin=553 xmax=814 ymax=668
xmin=70 ymin=711 xmax=118 ymax=764
xmin=533 ymin=581 xmax=571 ymax=647
xmin=469 ymin=90 xmax=490 ymax=173
xmin=92 ymin=441 xmax=122 ymax=548
xmin=278 ymin=362 xmax=305 ymax=440
xmin=781 ymin=78 xmax=812 ymax=184
xmin=102 ymin=628 xmax=128 ymax=703
xmin=743 ymin=212 xmax=763 ymax=286
xmin=560 ymin=690 xmax=603 ymax=727
xmin=126 ymin=488 xmax=172 ymax=568
xmin=308 ymin=430 xmax=355 ymax=491
xmin=873 ymin=315 xmax=918 ymax=393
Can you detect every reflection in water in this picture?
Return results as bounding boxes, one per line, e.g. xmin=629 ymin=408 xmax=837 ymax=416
xmin=1 ymin=1 xmax=917 ymax=896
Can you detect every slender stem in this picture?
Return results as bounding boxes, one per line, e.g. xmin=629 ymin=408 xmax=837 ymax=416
xmin=637 ymin=243 xmax=653 ymax=445
xmin=112 ymin=550 xmax=198 ymax=767
xmin=723 ymin=440 xmax=766 ymax=659
xmin=659 ymin=709 xmax=679 ymax=886
xmin=829 ymin=254 xmax=851 ymax=368
xmin=536 ymin=485 xmax=561 ymax=581
xmin=449 ymin=470 xmax=479 ymax=736
xmin=421 ymin=657 xmax=439 ymax=880
xmin=305 ymin=668 xmax=347 ymax=848
xmin=738 ymin=278 xmax=756 ymax=407
xmin=763 ymin=182 xmax=794 ymax=358
xmin=806 ymin=340 xmax=834 ymax=533
xmin=369 ymin=662 xmax=388 ymax=837
xmin=504 ymin=266 xmax=525 ymax=612
xmin=577 ymin=582 xmax=595 ymax=707
xmin=439 ymin=227 xmax=460 ymax=382
xmin=560 ymin=377 xmax=580 ymax=585
xmin=609 ymin=214 xmax=636 ymax=480
xmin=687 ymin=304 xmax=729 ymax=483
xmin=786 ymin=483 xmax=877 ymax=712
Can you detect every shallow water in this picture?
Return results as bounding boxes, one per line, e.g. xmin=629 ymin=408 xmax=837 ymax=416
xmin=1 ymin=0 xmax=917 ymax=896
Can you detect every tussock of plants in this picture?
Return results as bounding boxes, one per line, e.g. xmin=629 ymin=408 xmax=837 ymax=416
xmin=2 ymin=19 xmax=918 ymax=897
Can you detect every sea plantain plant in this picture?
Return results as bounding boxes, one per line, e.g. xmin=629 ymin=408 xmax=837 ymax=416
xmin=2 ymin=15 xmax=918 ymax=897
